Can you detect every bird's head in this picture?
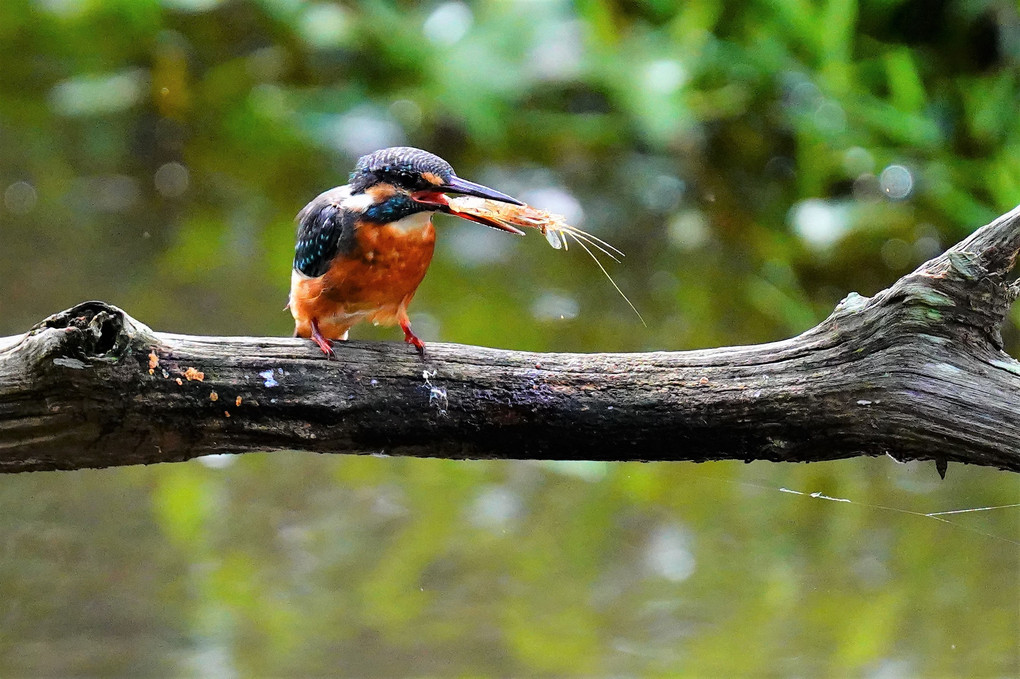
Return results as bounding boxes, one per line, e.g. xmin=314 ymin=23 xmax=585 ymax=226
xmin=346 ymin=147 xmax=525 ymax=234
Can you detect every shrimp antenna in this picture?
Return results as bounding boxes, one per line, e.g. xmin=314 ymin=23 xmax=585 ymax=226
xmin=562 ymin=230 xmax=646 ymax=327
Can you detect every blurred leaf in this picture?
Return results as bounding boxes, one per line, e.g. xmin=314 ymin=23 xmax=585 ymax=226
xmin=884 ymin=48 xmax=926 ymax=114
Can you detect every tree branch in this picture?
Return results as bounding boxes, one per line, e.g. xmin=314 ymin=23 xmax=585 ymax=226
xmin=3 ymin=205 xmax=1020 ymax=474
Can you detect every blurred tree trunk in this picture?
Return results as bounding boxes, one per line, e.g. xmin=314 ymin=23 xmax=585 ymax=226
xmin=2 ymin=206 xmax=1020 ymax=475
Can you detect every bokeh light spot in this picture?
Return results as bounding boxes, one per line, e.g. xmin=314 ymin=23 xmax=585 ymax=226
xmin=446 ymin=223 xmax=514 ymax=266
xmin=423 ymin=2 xmax=473 ymax=46
xmin=667 ymin=210 xmax=710 ymax=251
xmin=155 ymin=162 xmax=190 ymax=198
xmin=644 ymin=59 xmax=687 ymax=94
xmin=4 ymin=181 xmax=38 ymax=215
xmin=880 ymin=238 xmax=913 ymax=270
xmin=528 ymin=20 xmax=583 ymax=81
xmin=246 ymin=46 xmax=287 ymax=82
xmin=814 ymin=100 xmax=846 ymax=133
xmin=50 ymin=69 xmax=146 ymax=117
xmin=642 ymin=174 xmax=685 ymax=213
xmin=645 ymin=524 xmax=696 ymax=582
xmin=913 ymin=223 xmax=943 ymax=261
xmin=469 ymin=486 xmax=521 ymax=531
xmin=790 ymin=199 xmax=848 ymax=249
xmin=531 ymin=291 xmax=580 ymax=322
xmin=329 ymin=107 xmax=406 ymax=158
xmin=843 ymin=146 xmax=875 ymax=176
xmin=880 ymin=165 xmax=913 ymax=200
xmin=298 ymin=3 xmax=351 ymax=50
xmin=161 ymin=0 xmax=224 ymax=11
xmin=389 ymin=99 xmax=423 ymax=131
xmin=37 ymin=0 xmax=89 ymax=15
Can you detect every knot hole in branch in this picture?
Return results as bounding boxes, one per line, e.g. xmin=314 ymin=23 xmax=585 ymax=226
xmin=36 ymin=300 xmax=131 ymax=359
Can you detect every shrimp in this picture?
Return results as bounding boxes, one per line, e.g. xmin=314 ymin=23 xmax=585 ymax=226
xmin=445 ymin=196 xmax=646 ymax=326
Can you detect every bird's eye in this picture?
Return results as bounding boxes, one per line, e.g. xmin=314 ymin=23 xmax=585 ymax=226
xmin=382 ymin=168 xmax=428 ymax=190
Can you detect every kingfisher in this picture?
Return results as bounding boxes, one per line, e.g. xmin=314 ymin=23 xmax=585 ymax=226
xmin=289 ymin=146 xmax=524 ymax=358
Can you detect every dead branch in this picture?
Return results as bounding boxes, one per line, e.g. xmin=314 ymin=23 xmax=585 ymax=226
xmin=2 ymin=205 xmax=1019 ymax=473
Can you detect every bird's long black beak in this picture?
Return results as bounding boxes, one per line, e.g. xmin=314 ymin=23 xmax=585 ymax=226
xmin=439 ymin=176 xmax=523 ymax=206
xmin=413 ymin=175 xmax=527 ymax=235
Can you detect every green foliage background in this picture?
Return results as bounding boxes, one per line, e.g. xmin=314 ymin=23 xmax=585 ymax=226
xmin=0 ymin=0 xmax=1018 ymax=675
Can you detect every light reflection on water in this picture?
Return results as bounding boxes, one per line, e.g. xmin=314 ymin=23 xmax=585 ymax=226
xmin=0 ymin=455 xmax=1013 ymax=675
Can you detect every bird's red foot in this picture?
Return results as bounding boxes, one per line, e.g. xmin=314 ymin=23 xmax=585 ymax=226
xmin=400 ymin=319 xmax=426 ymax=359
xmin=310 ymin=319 xmax=335 ymax=359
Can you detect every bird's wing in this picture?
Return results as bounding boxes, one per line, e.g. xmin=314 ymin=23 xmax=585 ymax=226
xmin=293 ymin=185 xmax=358 ymax=277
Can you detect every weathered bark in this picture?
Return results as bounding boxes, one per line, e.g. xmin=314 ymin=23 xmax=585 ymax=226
xmin=2 ymin=206 xmax=1020 ymax=474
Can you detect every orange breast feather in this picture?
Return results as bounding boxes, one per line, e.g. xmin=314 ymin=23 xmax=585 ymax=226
xmin=290 ymin=218 xmax=436 ymax=340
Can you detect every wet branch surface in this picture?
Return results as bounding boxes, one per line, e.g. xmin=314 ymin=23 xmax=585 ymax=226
xmin=2 ymin=205 xmax=1020 ymax=474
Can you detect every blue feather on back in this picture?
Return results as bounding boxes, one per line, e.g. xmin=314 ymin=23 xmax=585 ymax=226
xmin=294 ymin=201 xmax=356 ymax=277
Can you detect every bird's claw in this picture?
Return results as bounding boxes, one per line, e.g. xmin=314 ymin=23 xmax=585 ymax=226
xmin=310 ymin=319 xmax=336 ymax=359
xmin=314 ymin=337 xmax=336 ymax=359
xmin=408 ymin=337 xmax=426 ymax=360
xmin=400 ymin=320 xmax=426 ymax=360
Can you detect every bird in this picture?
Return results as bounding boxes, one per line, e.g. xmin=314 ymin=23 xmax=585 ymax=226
xmin=289 ymin=146 xmax=525 ymax=359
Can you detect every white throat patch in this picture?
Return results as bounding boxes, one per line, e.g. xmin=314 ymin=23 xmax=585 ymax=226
xmin=388 ymin=211 xmax=433 ymax=233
